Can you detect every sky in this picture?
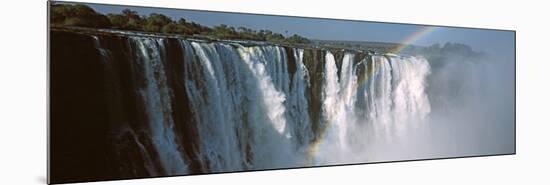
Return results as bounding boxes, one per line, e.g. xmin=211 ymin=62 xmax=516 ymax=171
xmin=70 ymin=2 xmax=514 ymax=60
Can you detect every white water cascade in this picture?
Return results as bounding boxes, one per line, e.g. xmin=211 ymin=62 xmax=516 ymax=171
xmin=94 ymin=36 xmax=432 ymax=174
xmin=179 ymin=40 xmax=431 ymax=169
xmin=130 ymin=37 xmax=189 ymax=175
xmin=312 ymin=53 xmax=431 ymax=164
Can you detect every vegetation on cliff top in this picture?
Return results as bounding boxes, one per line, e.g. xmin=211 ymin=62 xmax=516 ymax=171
xmin=50 ymin=3 xmax=482 ymax=58
xmin=50 ymin=3 xmax=311 ymax=44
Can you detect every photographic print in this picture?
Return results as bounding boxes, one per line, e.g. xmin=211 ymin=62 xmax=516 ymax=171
xmin=48 ymin=1 xmax=515 ymax=184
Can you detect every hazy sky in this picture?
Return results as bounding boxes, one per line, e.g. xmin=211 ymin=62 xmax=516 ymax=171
xmin=73 ymin=2 xmax=514 ymax=60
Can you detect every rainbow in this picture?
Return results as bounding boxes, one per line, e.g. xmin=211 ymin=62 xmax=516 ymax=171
xmin=389 ymin=26 xmax=437 ymax=54
xmin=304 ymin=26 xmax=437 ymax=165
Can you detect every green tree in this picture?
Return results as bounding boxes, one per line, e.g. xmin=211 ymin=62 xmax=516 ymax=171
xmin=51 ymin=4 xmax=111 ymax=28
xmin=143 ymin=13 xmax=173 ymax=32
xmin=51 ymin=3 xmax=311 ymax=44
xmin=161 ymin=22 xmax=178 ymax=33
xmin=286 ymin=34 xmax=311 ymax=44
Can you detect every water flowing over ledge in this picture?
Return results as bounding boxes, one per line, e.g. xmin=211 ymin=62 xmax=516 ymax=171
xmin=50 ymin=28 xmax=431 ymax=183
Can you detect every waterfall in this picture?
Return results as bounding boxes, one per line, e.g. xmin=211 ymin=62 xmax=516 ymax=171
xmin=89 ymin=34 xmax=432 ymax=175
xmin=311 ymin=53 xmax=431 ymax=164
xmin=128 ymin=37 xmax=189 ymax=175
xmin=287 ymin=48 xmax=313 ymax=147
